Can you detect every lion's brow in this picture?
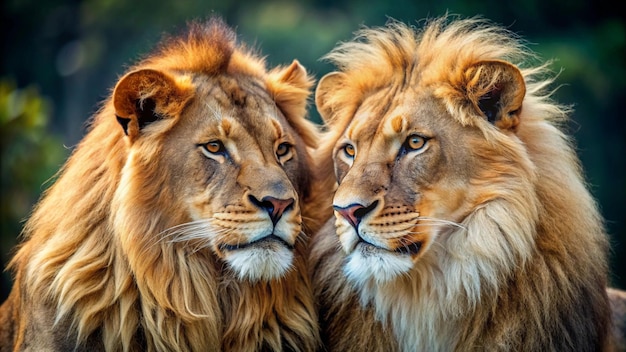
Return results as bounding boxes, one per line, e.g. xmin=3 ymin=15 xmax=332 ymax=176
xmin=205 ymin=102 xmax=223 ymax=121
xmin=271 ymin=118 xmax=284 ymax=140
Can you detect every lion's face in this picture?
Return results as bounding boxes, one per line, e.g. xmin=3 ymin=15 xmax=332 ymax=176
xmin=328 ymin=89 xmax=472 ymax=284
xmin=317 ymin=59 xmax=528 ymax=286
xmin=112 ymin=62 xmax=314 ymax=282
xmin=174 ymin=77 xmax=307 ymax=281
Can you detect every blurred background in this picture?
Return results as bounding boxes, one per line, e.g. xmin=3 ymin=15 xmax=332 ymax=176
xmin=1 ymin=0 xmax=624 ymax=300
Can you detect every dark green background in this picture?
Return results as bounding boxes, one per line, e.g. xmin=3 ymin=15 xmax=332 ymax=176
xmin=1 ymin=0 xmax=624 ymax=301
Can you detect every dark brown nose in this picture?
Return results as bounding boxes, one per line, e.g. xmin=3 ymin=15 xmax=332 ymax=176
xmin=250 ymin=195 xmax=294 ymax=225
xmin=333 ymin=201 xmax=378 ymax=229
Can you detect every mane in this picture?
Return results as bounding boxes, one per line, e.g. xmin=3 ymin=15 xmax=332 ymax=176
xmin=8 ymin=17 xmax=318 ymax=351
xmin=322 ymin=16 xmax=566 ymax=127
xmin=313 ymin=16 xmax=611 ymax=350
xmin=141 ymin=17 xmax=265 ymax=77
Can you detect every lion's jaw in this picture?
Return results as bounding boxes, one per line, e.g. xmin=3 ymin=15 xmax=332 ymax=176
xmin=212 ymin=199 xmax=302 ymax=281
xmin=224 ymin=244 xmax=295 ymax=281
xmin=337 ymin=217 xmax=417 ymax=286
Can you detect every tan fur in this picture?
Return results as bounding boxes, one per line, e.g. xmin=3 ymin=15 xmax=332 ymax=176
xmin=609 ymin=288 xmax=626 ymax=351
xmin=1 ymin=17 xmax=321 ymax=352
xmin=310 ymin=16 xmax=614 ymax=351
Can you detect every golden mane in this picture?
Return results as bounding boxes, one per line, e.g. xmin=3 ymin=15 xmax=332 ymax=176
xmin=2 ymin=17 xmax=320 ymax=351
xmin=320 ymin=16 xmax=564 ymax=128
xmin=310 ymin=16 xmax=613 ymax=350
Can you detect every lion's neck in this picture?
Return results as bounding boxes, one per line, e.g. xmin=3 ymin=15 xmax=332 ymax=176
xmin=218 ymin=245 xmax=319 ymax=351
xmin=357 ymin=200 xmax=539 ymax=351
xmin=356 ymin=256 xmax=466 ymax=351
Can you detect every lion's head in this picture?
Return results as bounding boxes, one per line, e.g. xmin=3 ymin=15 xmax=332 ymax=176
xmin=315 ymin=18 xmax=540 ymax=288
xmin=310 ymin=16 xmax=611 ymax=351
xmin=3 ymin=18 xmax=320 ymax=351
xmin=112 ymin=57 xmax=314 ymax=284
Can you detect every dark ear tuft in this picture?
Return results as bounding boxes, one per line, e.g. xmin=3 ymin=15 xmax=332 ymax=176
xmin=116 ymin=115 xmax=131 ymax=135
xmin=464 ymin=60 xmax=526 ymax=130
xmin=113 ymin=69 xmax=193 ymax=141
xmin=135 ymin=98 xmax=158 ymax=130
xmin=478 ymin=83 xmax=503 ymax=124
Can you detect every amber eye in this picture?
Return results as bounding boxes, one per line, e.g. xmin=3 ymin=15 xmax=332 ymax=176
xmin=203 ymin=140 xmax=225 ymax=154
xmin=405 ymin=134 xmax=427 ymax=151
xmin=276 ymin=142 xmax=291 ymax=158
xmin=344 ymin=144 xmax=355 ymax=158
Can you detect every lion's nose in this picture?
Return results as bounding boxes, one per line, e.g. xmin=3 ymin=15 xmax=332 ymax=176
xmin=333 ymin=201 xmax=378 ymax=229
xmin=249 ymin=195 xmax=294 ymax=225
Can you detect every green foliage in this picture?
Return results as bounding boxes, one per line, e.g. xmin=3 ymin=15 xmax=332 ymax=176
xmin=0 ymin=80 xmax=67 ymax=292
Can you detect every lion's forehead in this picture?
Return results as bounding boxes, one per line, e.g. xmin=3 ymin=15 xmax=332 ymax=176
xmin=186 ymin=75 xmax=289 ymax=144
xmin=347 ymin=88 xmax=445 ymax=156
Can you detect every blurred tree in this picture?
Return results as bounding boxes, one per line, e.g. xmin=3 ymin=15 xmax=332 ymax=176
xmin=0 ymin=80 xmax=67 ymax=296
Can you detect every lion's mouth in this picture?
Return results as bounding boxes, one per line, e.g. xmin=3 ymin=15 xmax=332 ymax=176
xmin=220 ymin=234 xmax=293 ymax=252
xmin=356 ymin=237 xmax=422 ymax=256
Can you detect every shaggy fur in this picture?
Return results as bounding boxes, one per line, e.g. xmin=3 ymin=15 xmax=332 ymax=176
xmin=1 ymin=17 xmax=321 ymax=352
xmin=609 ymin=288 xmax=626 ymax=351
xmin=309 ymin=16 xmax=615 ymax=351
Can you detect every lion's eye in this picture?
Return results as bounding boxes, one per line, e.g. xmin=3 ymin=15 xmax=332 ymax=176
xmin=344 ymin=144 xmax=356 ymax=158
xmin=276 ymin=142 xmax=291 ymax=158
xmin=203 ymin=140 xmax=225 ymax=154
xmin=405 ymin=134 xmax=428 ymax=151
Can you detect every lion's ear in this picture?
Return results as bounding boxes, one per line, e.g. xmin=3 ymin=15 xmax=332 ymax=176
xmin=267 ymin=60 xmax=318 ymax=147
xmin=463 ymin=60 xmax=526 ymax=130
xmin=267 ymin=60 xmax=313 ymax=117
xmin=113 ymin=69 xmax=193 ymax=140
xmin=315 ymin=72 xmax=346 ymax=124
xmin=273 ymin=60 xmax=312 ymax=91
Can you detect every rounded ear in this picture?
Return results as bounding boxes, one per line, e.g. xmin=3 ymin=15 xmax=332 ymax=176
xmin=315 ymin=72 xmax=346 ymax=124
xmin=463 ymin=60 xmax=526 ymax=130
xmin=113 ymin=69 xmax=193 ymax=140
xmin=272 ymin=59 xmax=312 ymax=91
xmin=267 ymin=60 xmax=318 ymax=148
xmin=267 ymin=60 xmax=313 ymax=119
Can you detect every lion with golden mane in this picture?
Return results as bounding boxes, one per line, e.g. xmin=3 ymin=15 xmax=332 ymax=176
xmin=309 ymin=16 xmax=617 ymax=351
xmin=0 ymin=17 xmax=322 ymax=351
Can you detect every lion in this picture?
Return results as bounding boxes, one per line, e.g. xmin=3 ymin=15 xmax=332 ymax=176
xmin=0 ymin=17 xmax=322 ymax=352
xmin=309 ymin=16 xmax=618 ymax=351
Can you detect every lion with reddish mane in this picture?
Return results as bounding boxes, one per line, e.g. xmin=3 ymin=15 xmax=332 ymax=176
xmin=0 ymin=17 xmax=322 ymax=351
xmin=309 ymin=16 xmax=618 ymax=351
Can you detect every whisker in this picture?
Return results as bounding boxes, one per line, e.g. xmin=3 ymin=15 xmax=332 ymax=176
xmin=168 ymin=227 xmax=228 ymax=244
xmin=295 ymin=230 xmax=310 ymax=247
xmin=157 ymin=219 xmax=213 ymax=238
xmin=415 ymin=217 xmax=467 ymax=230
xmin=138 ymin=219 xmax=224 ymax=251
xmin=188 ymin=238 xmax=213 ymax=255
xmin=427 ymin=239 xmax=450 ymax=254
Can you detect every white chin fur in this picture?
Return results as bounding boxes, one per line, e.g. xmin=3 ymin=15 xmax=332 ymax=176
xmin=344 ymin=249 xmax=413 ymax=286
xmin=225 ymin=246 xmax=294 ymax=282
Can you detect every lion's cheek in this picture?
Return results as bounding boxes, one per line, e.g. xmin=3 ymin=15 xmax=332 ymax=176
xmin=273 ymin=209 xmax=302 ymax=245
xmin=418 ymin=183 xmax=469 ymax=228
